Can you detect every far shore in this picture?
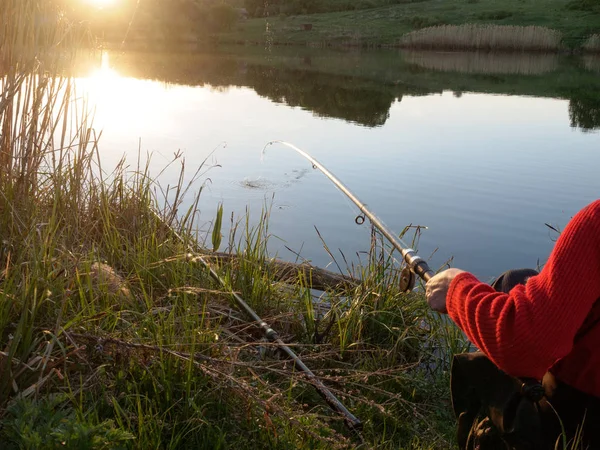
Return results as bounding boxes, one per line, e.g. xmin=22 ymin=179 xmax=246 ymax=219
xmin=102 ymin=37 xmax=600 ymax=54
xmin=101 ymin=26 xmax=600 ymax=54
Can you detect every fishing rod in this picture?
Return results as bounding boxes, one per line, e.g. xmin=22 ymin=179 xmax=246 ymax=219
xmin=264 ymin=142 xmax=548 ymax=406
xmin=264 ymin=141 xmax=435 ymax=292
xmin=145 ymin=205 xmax=363 ymax=431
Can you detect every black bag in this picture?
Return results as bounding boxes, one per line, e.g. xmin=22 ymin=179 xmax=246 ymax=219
xmin=452 ymin=352 xmax=546 ymax=449
xmin=451 ymin=269 xmax=600 ymax=449
xmin=451 ymin=352 xmax=600 ymax=450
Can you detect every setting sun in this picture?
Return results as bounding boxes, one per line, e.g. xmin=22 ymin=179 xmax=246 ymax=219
xmin=86 ymin=0 xmax=118 ymax=7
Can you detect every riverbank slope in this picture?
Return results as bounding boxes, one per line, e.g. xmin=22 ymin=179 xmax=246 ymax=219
xmin=217 ymin=0 xmax=600 ymax=49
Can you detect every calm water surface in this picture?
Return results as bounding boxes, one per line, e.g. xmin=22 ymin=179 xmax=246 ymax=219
xmin=74 ymin=48 xmax=600 ymax=281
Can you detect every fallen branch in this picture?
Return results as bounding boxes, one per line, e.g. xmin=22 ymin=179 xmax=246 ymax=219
xmin=202 ymin=251 xmax=360 ymax=291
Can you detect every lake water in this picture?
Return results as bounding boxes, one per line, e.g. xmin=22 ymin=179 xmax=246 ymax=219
xmin=73 ymin=47 xmax=600 ymax=281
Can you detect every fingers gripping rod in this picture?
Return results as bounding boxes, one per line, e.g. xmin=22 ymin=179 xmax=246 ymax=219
xmin=266 ymin=141 xmax=435 ymax=289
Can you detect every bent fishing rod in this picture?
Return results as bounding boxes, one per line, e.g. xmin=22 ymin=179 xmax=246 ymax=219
xmin=265 ymin=141 xmax=435 ymax=291
xmin=145 ymin=205 xmax=362 ymax=431
xmin=264 ymin=142 xmax=549 ymax=403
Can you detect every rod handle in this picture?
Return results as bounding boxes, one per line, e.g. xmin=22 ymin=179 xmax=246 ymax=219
xmin=402 ymin=249 xmax=435 ymax=283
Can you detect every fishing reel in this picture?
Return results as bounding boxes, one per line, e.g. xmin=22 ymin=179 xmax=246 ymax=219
xmin=399 ymin=266 xmax=416 ymax=292
xmin=399 ymin=248 xmax=434 ymax=293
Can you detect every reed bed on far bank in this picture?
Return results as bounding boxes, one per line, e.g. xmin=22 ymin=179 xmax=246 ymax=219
xmin=583 ymin=34 xmax=600 ymax=53
xmin=399 ymin=24 xmax=563 ymax=51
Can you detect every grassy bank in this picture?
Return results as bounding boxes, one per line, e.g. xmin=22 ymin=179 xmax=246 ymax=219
xmin=71 ymin=0 xmax=600 ymax=52
xmin=215 ymin=0 xmax=600 ymax=50
xmin=1 ymin=2 xmax=467 ymax=449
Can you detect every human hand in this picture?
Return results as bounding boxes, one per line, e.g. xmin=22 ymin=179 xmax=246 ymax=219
xmin=425 ymin=268 xmax=466 ymax=313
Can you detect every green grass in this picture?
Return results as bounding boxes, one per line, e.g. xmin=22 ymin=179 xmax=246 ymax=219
xmin=217 ymin=0 xmax=600 ymax=49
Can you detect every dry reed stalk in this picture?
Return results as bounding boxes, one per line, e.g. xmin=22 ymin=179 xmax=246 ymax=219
xmin=0 ymin=1 xmax=67 ymax=64
xmin=583 ymin=34 xmax=600 ymax=53
xmin=399 ymin=24 xmax=563 ymax=51
xmin=583 ymin=55 xmax=600 ymax=72
xmin=402 ymin=50 xmax=559 ymax=75
xmin=0 ymin=1 xmax=88 ymax=199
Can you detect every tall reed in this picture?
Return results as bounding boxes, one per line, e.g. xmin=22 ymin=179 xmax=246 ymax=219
xmin=583 ymin=55 xmax=600 ymax=73
xmin=583 ymin=34 xmax=600 ymax=53
xmin=399 ymin=24 xmax=564 ymax=51
xmin=1 ymin=0 xmax=100 ymax=403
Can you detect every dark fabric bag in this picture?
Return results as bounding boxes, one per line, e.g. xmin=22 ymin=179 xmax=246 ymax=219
xmin=450 ymin=269 xmax=600 ymax=450
xmin=452 ymin=352 xmax=548 ymax=449
xmin=451 ymin=351 xmax=600 ymax=449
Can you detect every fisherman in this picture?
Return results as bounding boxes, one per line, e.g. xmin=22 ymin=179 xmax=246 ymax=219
xmin=425 ymin=199 xmax=600 ymax=449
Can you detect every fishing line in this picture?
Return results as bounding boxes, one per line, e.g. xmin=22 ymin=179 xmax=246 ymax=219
xmin=119 ymin=0 xmax=142 ymax=50
xmin=330 ymin=184 xmax=430 ymax=280
xmin=263 ymin=140 xmax=436 ymax=291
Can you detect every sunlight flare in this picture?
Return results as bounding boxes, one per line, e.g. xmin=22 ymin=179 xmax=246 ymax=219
xmin=85 ymin=0 xmax=118 ymax=8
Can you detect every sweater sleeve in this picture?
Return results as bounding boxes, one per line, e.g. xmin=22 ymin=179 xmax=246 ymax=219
xmin=447 ymin=200 xmax=600 ymax=380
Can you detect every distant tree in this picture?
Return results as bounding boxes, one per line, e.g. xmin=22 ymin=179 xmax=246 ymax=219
xmin=209 ymin=3 xmax=239 ymax=31
xmin=244 ymin=0 xmax=284 ymax=17
xmin=569 ymin=95 xmax=600 ymax=131
xmin=244 ymin=0 xmax=263 ymax=17
xmin=297 ymin=0 xmax=321 ymax=14
xmin=566 ymin=0 xmax=600 ymax=12
xmin=278 ymin=0 xmax=321 ymax=15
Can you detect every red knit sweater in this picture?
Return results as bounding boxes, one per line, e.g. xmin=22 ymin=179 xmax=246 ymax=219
xmin=447 ymin=199 xmax=600 ymax=398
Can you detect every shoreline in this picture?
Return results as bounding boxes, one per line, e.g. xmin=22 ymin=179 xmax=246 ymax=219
xmin=101 ymin=34 xmax=600 ymax=55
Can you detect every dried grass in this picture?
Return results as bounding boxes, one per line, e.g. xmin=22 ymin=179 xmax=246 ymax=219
xmin=583 ymin=54 xmax=600 ymax=72
xmin=402 ymin=50 xmax=559 ymax=75
xmin=399 ymin=24 xmax=563 ymax=51
xmin=583 ymin=34 xmax=600 ymax=53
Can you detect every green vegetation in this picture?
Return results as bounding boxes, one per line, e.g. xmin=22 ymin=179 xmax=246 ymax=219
xmin=217 ymin=0 xmax=600 ymax=49
xmin=1 ymin=1 xmax=469 ymax=449
xmin=64 ymin=0 xmax=600 ymax=51
xmin=222 ymin=0 xmax=600 ymax=48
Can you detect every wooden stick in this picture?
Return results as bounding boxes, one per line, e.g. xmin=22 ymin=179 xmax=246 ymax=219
xmin=202 ymin=251 xmax=359 ymax=291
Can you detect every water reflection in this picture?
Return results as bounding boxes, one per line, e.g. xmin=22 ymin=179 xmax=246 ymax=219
xmin=570 ymin=93 xmax=600 ymax=132
xmin=64 ymin=48 xmax=600 ymax=279
xmin=73 ymin=51 xmax=406 ymax=127
xmin=246 ymin=66 xmax=394 ymax=127
xmin=402 ymin=51 xmax=559 ymax=75
xmin=72 ymin=48 xmax=600 ymax=131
